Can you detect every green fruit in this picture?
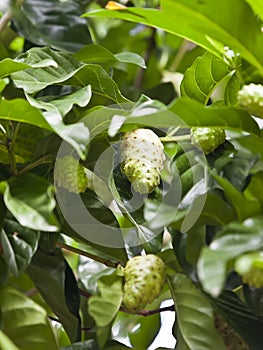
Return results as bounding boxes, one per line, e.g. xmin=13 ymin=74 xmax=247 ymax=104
xmin=241 ymin=267 xmax=263 ymax=288
xmin=215 ymin=314 xmax=249 ymax=350
xmin=119 ymin=128 xmax=165 ymax=194
xmin=122 ymin=254 xmax=166 ymax=313
xmin=237 ymin=83 xmax=263 ymax=118
xmin=191 ymin=127 xmax=226 ymax=154
xmin=55 ymin=155 xmax=88 ymax=193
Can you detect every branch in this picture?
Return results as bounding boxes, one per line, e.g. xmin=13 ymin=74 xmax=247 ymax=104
xmin=120 ymin=304 xmax=175 ymax=317
xmin=56 ymin=242 xmax=119 ymax=268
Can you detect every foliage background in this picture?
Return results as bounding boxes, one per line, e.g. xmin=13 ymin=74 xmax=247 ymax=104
xmin=0 ymin=0 xmax=263 ymax=349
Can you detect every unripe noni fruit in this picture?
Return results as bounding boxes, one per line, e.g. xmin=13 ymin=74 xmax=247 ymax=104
xmin=119 ymin=128 xmax=165 ymax=194
xmin=235 ymin=252 xmax=263 ymax=288
xmin=55 ymin=155 xmax=88 ymax=193
xmin=191 ymin=127 xmax=226 ymax=154
xmin=237 ymin=83 xmax=263 ymax=118
xmin=122 ymin=254 xmax=166 ymax=313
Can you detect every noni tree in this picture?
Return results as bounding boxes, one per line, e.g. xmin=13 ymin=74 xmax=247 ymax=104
xmin=0 ymin=1 xmax=263 ymax=349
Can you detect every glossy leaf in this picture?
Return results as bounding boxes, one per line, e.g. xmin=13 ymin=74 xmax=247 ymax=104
xmin=0 ymin=173 xmax=59 ymax=232
xmin=168 ymin=273 xmax=226 ymax=350
xmin=197 ymin=217 xmax=263 ymax=297
xmin=0 ymin=286 xmax=58 ymax=350
xmin=245 ymin=0 xmax=263 ymax=20
xmin=181 ymin=52 xmax=231 ymax=105
xmin=88 ymin=272 xmax=123 ymax=327
xmin=0 ymin=98 xmax=52 ymax=131
xmin=12 ymin=0 xmax=91 ymax=52
xmin=0 ymin=331 xmax=20 ymax=350
xmin=84 ymin=0 xmax=263 ymax=74
xmin=1 ymin=219 xmax=39 ymax=276
xmin=11 ymin=47 xmax=128 ymax=103
xmin=169 ymin=97 xmax=260 ymax=134
xmin=27 ymin=248 xmax=81 ymax=343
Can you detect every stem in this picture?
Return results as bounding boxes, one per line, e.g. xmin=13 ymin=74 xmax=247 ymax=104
xmin=56 ymin=242 xmax=119 ymax=268
xmin=18 ymin=155 xmax=54 ymax=175
xmin=159 ymin=135 xmax=191 ymax=142
xmin=134 ymin=27 xmax=156 ymax=90
xmin=120 ymin=304 xmax=175 ymax=317
xmin=170 ymin=40 xmax=192 ymax=72
xmin=0 ymin=0 xmax=24 ymax=33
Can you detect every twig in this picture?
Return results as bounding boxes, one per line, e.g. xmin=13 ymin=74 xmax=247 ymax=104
xmin=18 ymin=155 xmax=54 ymax=175
xmin=48 ymin=316 xmax=91 ymax=332
xmin=0 ymin=9 xmax=12 ymax=33
xmin=170 ymin=40 xmax=192 ymax=72
xmin=79 ymin=288 xmax=91 ymax=299
xmin=120 ymin=304 xmax=175 ymax=316
xmin=134 ymin=27 xmax=156 ymax=90
xmin=56 ymin=242 xmax=119 ymax=268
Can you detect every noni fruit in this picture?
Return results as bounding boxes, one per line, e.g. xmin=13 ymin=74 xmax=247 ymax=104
xmin=119 ymin=128 xmax=165 ymax=194
xmin=122 ymin=254 xmax=166 ymax=313
xmin=191 ymin=127 xmax=226 ymax=154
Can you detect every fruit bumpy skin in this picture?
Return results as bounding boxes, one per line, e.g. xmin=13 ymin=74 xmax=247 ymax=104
xmin=190 ymin=127 xmax=226 ymax=154
xmin=237 ymin=83 xmax=263 ymax=119
xmin=55 ymin=155 xmax=88 ymax=193
xmin=119 ymin=128 xmax=165 ymax=194
xmin=122 ymin=254 xmax=166 ymax=313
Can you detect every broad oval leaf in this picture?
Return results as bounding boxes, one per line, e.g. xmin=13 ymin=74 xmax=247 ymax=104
xmin=84 ymin=0 xmax=263 ymax=75
xmin=0 ymin=173 xmax=59 ymax=232
xmin=88 ymin=272 xmax=123 ymax=327
xmin=169 ymin=97 xmax=260 ymax=135
xmin=181 ymin=52 xmax=231 ymax=105
xmin=168 ymin=273 xmax=226 ymax=350
xmin=1 ymin=219 xmax=39 ymax=277
xmin=0 ymin=286 xmax=58 ymax=350
xmin=27 ymin=248 xmax=81 ymax=343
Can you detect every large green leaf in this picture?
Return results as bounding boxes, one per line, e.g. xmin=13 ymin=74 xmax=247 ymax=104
xmin=0 ymin=173 xmax=59 ymax=232
xmin=84 ymin=0 xmax=263 ymax=74
xmin=1 ymin=219 xmax=39 ymax=277
xmin=12 ymin=0 xmax=91 ymax=52
xmin=0 ymin=98 xmax=52 ymax=131
xmin=27 ymin=248 xmax=81 ymax=343
xmin=212 ymin=172 xmax=261 ymax=220
xmin=11 ymin=47 xmax=128 ymax=104
xmin=88 ymin=272 xmax=123 ymax=327
xmin=169 ymin=97 xmax=260 ymax=135
xmin=0 ymin=331 xmax=20 ymax=350
xmin=245 ymin=0 xmax=263 ymax=20
xmin=197 ymin=217 xmax=263 ymax=297
xmin=168 ymin=273 xmax=226 ymax=350
xmin=0 ymin=286 xmax=58 ymax=350
xmin=180 ymin=52 xmax=231 ymax=105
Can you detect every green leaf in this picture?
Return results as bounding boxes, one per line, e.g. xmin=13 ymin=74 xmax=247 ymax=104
xmin=168 ymin=273 xmax=226 ymax=350
xmin=12 ymin=0 xmax=91 ymax=52
xmin=212 ymin=171 xmax=261 ymax=220
xmin=84 ymin=0 xmax=263 ymax=75
xmin=0 ymin=255 xmax=8 ymax=288
xmin=181 ymin=52 xmax=231 ymax=105
xmin=197 ymin=217 xmax=263 ymax=297
xmin=11 ymin=47 xmax=128 ymax=104
xmin=0 ymin=173 xmax=59 ymax=232
xmin=0 ymin=98 xmax=52 ymax=131
xmin=1 ymin=219 xmax=39 ymax=277
xmin=88 ymin=272 xmax=123 ymax=327
xmin=0 ymin=330 xmax=20 ymax=350
xmin=245 ymin=0 xmax=263 ymax=20
xmin=27 ymin=248 xmax=81 ymax=343
xmin=0 ymin=286 xmax=58 ymax=350
xmin=169 ymin=97 xmax=260 ymax=135
xmin=114 ymin=51 xmax=146 ymax=68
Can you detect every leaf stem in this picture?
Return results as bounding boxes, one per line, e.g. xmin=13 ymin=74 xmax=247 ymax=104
xmin=120 ymin=304 xmax=175 ymax=317
xmin=18 ymin=155 xmax=54 ymax=175
xmin=56 ymin=241 xmax=119 ymax=268
xmin=170 ymin=40 xmax=193 ymax=72
xmin=160 ymin=134 xmax=191 ymax=142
